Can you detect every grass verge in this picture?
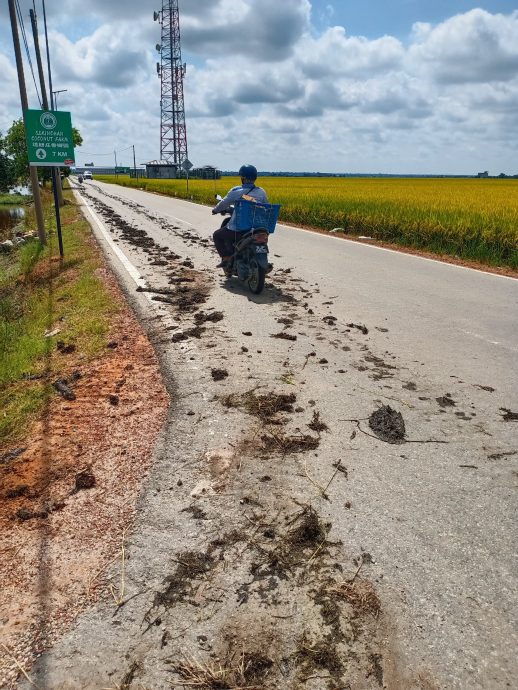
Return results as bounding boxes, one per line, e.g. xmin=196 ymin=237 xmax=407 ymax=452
xmin=0 ymin=188 xmax=118 ymax=446
xmin=96 ymin=175 xmax=518 ymax=269
xmin=0 ymin=194 xmax=30 ymax=205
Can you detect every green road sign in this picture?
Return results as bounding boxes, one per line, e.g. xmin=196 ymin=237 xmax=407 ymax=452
xmin=24 ymin=109 xmax=75 ymax=167
xmin=115 ymin=166 xmax=130 ymax=173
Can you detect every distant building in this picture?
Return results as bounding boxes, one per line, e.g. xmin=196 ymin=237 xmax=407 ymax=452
xmin=145 ymin=160 xmax=179 ymax=179
xmin=477 ymin=171 xmax=489 ymax=178
xmin=191 ymin=165 xmax=220 ymax=180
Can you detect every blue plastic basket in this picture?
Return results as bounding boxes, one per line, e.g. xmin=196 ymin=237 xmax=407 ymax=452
xmin=234 ymin=199 xmax=281 ymax=234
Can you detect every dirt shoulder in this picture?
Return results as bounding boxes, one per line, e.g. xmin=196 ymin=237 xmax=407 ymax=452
xmin=0 ymin=201 xmax=168 ymax=687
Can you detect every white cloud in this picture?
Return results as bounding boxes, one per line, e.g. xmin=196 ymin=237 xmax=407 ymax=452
xmin=409 ymin=9 xmax=518 ymax=84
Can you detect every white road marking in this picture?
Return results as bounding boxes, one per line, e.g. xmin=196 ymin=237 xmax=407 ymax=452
xmin=76 ymin=190 xmax=149 ymax=294
xmin=462 ymin=330 xmax=518 ymax=352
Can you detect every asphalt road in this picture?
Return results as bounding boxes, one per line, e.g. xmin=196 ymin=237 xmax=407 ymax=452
xmin=23 ymin=180 xmax=517 ymax=690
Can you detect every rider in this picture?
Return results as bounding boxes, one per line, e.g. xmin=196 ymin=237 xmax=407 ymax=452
xmin=212 ymin=164 xmax=268 ymax=268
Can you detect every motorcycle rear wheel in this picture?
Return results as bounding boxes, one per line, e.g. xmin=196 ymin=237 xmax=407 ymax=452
xmin=248 ymin=259 xmax=265 ymax=295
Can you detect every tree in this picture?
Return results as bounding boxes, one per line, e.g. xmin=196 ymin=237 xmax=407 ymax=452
xmin=4 ymin=119 xmax=83 ymax=185
xmin=4 ymin=120 xmax=28 ymax=184
xmin=0 ymin=133 xmax=16 ymax=192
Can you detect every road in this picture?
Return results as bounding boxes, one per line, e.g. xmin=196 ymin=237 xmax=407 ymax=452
xmin=23 ymin=180 xmax=518 ymax=690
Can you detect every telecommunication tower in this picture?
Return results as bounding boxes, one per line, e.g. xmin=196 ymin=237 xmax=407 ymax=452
xmin=154 ymin=1 xmax=188 ymax=165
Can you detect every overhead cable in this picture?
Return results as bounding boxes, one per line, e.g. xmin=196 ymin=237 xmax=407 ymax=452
xmin=15 ymin=0 xmax=42 ymax=107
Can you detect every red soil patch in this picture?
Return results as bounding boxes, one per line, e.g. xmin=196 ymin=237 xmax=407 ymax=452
xmin=0 ymin=269 xmax=169 ymax=687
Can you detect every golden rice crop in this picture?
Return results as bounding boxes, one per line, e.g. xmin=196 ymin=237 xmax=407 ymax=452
xmin=97 ymin=175 xmax=518 ymax=268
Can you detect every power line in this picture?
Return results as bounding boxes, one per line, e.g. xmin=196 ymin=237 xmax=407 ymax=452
xmin=15 ymin=0 xmax=41 ymax=107
xmin=81 ymin=144 xmax=135 ymax=157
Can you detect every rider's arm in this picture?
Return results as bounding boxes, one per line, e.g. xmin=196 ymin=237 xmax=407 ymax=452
xmin=212 ymin=187 xmax=243 ymax=214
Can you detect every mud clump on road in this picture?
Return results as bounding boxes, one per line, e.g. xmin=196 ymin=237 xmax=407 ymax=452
xmin=347 ymin=322 xmax=369 ymax=335
xmin=500 ymin=407 xmax=518 ymax=422
xmin=369 ymin=405 xmax=406 ymax=444
xmin=211 ymin=368 xmax=229 ymax=381
xmin=172 ymin=326 xmax=207 ymax=342
xmin=194 ymin=310 xmax=224 ymax=325
xmin=289 ymin=506 xmax=328 ymax=547
xmin=271 ymin=332 xmax=297 ymax=341
xmin=436 ymin=393 xmax=456 ymax=408
xmin=175 ymin=286 xmax=208 ymax=313
xmin=308 ymin=410 xmax=329 ymax=433
xmin=153 ymin=551 xmax=215 ymax=609
xmin=296 ymin=637 xmax=344 ymax=679
xmin=222 ymin=390 xmax=296 ymax=424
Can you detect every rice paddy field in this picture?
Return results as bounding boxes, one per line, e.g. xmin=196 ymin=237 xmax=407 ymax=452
xmin=96 ymin=175 xmax=518 ymax=269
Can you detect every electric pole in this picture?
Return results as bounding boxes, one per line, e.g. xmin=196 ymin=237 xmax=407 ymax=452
xmin=133 ymin=144 xmax=137 ymax=179
xmin=8 ymin=0 xmax=46 ymax=245
xmin=30 ymin=8 xmax=64 ymax=256
xmin=41 ymin=0 xmax=64 ymax=208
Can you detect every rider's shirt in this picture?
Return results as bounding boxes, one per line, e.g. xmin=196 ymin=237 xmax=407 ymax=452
xmin=213 ymin=183 xmax=268 ymax=231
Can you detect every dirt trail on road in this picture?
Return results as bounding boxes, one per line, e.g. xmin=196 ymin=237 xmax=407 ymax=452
xmin=17 ymin=181 xmax=518 ymax=690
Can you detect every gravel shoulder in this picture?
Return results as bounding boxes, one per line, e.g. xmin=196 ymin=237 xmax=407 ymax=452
xmin=17 ymin=180 xmax=518 ymax=690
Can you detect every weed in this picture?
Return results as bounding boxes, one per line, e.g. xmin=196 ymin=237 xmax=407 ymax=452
xmin=172 ymin=650 xmax=272 ymax=689
xmin=261 ymin=431 xmax=320 ymax=454
xmin=329 ymin=579 xmax=381 ymax=617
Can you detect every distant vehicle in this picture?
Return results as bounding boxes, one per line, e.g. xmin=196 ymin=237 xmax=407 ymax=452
xmin=83 ymin=170 xmax=93 ymax=180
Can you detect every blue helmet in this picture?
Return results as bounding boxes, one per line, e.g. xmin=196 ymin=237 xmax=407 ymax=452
xmin=239 ymin=164 xmax=257 ymax=182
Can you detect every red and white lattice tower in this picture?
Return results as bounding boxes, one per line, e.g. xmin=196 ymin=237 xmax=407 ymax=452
xmin=154 ymin=1 xmax=188 ymax=164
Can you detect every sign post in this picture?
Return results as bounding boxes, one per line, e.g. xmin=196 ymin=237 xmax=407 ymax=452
xmin=25 ymin=109 xmax=75 ymax=168
xmin=25 ymin=109 xmax=75 ymax=257
xmin=182 ymin=158 xmax=193 ymax=194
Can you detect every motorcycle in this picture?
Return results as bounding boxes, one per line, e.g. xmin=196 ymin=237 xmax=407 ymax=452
xmin=213 ymin=194 xmax=279 ymax=295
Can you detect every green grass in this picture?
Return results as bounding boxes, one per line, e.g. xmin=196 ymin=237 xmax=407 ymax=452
xmin=97 ymin=175 xmax=518 ymax=269
xmin=0 ymin=190 xmax=118 ymax=445
xmin=0 ymin=193 xmax=30 ymax=205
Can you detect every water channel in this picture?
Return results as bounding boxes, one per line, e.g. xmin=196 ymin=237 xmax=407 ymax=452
xmin=0 ymin=206 xmax=25 ymax=241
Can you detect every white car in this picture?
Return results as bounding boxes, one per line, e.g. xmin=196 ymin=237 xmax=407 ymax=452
xmin=83 ymin=170 xmax=93 ymax=180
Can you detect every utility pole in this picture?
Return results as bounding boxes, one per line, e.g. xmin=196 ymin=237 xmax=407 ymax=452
xmin=30 ymin=8 xmax=63 ymax=257
xmin=132 ymin=144 xmax=137 ymax=179
xmin=8 ymin=0 xmax=46 ymax=245
xmin=41 ymin=0 xmax=64 ymax=208
xmin=114 ymin=150 xmax=118 ymax=179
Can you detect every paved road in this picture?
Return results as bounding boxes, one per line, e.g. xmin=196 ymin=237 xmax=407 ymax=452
xmin=23 ymin=180 xmax=517 ymax=690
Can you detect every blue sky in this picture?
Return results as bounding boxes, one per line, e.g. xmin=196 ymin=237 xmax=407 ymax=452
xmin=1 ymin=1 xmax=518 ymax=174
xmin=311 ymin=0 xmax=518 ymax=38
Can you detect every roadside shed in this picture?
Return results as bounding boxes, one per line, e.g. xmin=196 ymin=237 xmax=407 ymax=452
xmin=145 ymin=160 xmax=179 ymax=179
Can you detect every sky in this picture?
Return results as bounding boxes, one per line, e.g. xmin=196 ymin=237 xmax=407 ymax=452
xmin=1 ymin=0 xmax=518 ymax=175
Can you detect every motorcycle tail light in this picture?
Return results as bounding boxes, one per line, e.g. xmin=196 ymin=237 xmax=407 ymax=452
xmin=254 ymin=232 xmax=269 ymax=244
